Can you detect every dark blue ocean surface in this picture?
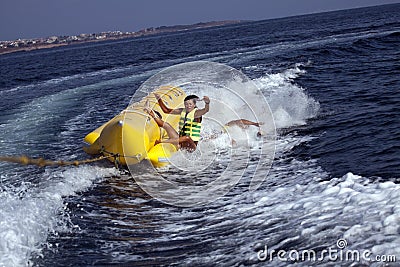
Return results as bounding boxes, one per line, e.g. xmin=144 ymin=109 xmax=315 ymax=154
xmin=0 ymin=4 xmax=399 ymax=266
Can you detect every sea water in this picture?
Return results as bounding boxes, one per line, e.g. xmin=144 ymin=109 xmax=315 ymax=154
xmin=0 ymin=3 xmax=399 ymax=266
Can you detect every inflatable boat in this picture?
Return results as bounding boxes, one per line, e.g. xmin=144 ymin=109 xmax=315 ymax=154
xmin=83 ymin=86 xmax=186 ymax=168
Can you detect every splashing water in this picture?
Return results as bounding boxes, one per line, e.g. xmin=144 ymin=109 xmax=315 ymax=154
xmin=0 ymin=166 xmax=118 ymax=266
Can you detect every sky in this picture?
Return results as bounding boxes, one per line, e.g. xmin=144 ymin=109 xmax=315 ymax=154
xmin=1 ymin=0 xmax=399 ymax=41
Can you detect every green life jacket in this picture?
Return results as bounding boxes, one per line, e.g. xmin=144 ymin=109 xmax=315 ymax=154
xmin=178 ymin=108 xmax=202 ymax=141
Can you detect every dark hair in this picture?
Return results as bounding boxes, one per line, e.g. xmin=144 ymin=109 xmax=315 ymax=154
xmin=184 ymin=95 xmax=199 ymax=103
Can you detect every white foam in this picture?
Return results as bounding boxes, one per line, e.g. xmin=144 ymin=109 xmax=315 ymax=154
xmin=0 ymin=166 xmax=118 ymax=267
xmin=179 ymin=64 xmax=319 ymax=150
xmin=254 ymin=64 xmax=320 ymax=129
xmin=252 ymin=171 xmax=400 ymax=258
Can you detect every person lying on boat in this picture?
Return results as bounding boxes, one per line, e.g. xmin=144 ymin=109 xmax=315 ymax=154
xmin=145 ymin=94 xmax=210 ymax=151
xmin=224 ymin=119 xmax=263 ymax=138
xmin=201 ymin=119 xmax=264 ymax=145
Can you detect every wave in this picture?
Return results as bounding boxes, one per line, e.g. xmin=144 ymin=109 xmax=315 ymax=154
xmin=0 ymin=166 xmax=118 ymax=267
xmin=198 ymin=63 xmax=318 ymax=131
xmin=254 ymin=63 xmax=320 ymax=129
xmin=175 ymin=169 xmax=400 ymax=266
xmin=386 ymin=31 xmax=400 ymax=38
xmin=0 ymin=61 xmax=164 ymax=106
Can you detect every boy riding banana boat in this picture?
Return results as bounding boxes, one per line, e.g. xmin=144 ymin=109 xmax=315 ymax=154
xmin=144 ymin=93 xmax=210 ymax=151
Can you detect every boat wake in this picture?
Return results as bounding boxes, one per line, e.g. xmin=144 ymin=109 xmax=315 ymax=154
xmin=0 ymin=166 xmax=118 ymax=266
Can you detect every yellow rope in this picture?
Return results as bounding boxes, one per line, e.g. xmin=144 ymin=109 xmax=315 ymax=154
xmin=0 ymin=154 xmax=114 ymax=167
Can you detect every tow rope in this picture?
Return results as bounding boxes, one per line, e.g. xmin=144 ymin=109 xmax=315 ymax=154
xmin=0 ymin=154 xmax=115 ymax=167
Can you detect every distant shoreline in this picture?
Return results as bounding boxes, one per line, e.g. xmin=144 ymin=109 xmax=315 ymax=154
xmin=0 ymin=20 xmax=244 ymax=55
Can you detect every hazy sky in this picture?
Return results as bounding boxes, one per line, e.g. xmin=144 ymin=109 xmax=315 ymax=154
xmin=1 ymin=0 xmax=399 ymax=40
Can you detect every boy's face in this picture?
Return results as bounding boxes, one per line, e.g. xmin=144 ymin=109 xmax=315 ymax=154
xmin=184 ymin=99 xmax=195 ymax=112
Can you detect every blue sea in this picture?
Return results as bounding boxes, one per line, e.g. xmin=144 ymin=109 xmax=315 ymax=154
xmin=1 ymin=3 xmax=400 ymax=266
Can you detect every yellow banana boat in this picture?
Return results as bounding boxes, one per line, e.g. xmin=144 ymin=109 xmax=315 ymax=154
xmin=83 ymin=86 xmax=186 ymax=168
